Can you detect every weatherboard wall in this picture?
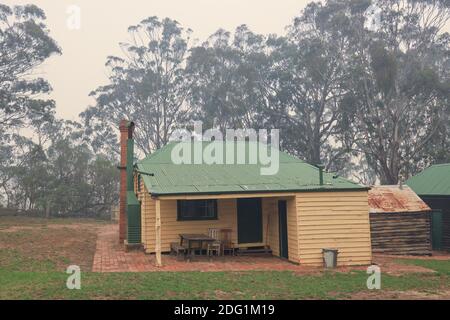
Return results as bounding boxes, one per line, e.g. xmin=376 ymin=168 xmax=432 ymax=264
xmin=296 ymin=191 xmax=372 ymax=266
xmin=266 ymin=197 xmax=299 ymax=262
xmin=141 ymin=196 xmax=284 ymax=254
xmin=287 ymin=198 xmax=299 ymax=262
xmin=138 ymin=187 xmax=299 ymax=260
xmin=263 ymin=197 xmax=298 ymax=262
xmin=137 ymin=187 xmax=372 ymax=266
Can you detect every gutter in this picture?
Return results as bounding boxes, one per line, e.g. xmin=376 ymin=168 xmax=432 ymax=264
xmin=149 ymin=186 xmax=371 ymax=198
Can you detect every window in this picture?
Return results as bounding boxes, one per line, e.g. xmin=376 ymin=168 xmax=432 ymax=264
xmin=177 ymin=200 xmax=218 ymax=221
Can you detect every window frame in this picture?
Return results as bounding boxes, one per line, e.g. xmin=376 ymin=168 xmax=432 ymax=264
xmin=177 ymin=199 xmax=219 ymax=221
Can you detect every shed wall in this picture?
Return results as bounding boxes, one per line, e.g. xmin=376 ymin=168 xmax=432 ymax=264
xmin=444 ymin=213 xmax=450 ymax=251
xmin=370 ymin=212 xmax=432 ymax=255
xmin=421 ymin=197 xmax=450 ymax=251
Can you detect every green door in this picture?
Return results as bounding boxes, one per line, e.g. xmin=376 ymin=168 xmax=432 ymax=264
xmin=278 ymin=201 xmax=289 ymax=259
xmin=432 ymin=210 xmax=443 ymax=250
xmin=237 ymin=198 xmax=263 ymax=244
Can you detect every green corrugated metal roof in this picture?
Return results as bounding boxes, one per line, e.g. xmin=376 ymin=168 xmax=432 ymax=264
xmin=136 ymin=141 xmax=367 ymax=196
xmin=406 ymin=164 xmax=450 ymax=196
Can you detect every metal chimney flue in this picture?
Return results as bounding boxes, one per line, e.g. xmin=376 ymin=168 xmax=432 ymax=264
xmin=317 ymin=164 xmax=325 ymax=186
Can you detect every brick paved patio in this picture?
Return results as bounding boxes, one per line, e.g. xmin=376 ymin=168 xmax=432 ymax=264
xmin=92 ymin=224 xmax=448 ymax=274
xmin=92 ymin=224 xmax=315 ymax=273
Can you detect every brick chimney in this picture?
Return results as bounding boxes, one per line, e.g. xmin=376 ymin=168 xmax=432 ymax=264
xmin=119 ymin=120 xmax=135 ymax=243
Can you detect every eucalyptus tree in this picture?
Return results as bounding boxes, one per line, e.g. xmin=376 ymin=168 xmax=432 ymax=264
xmin=2 ymin=118 xmax=119 ymax=217
xmin=187 ymin=25 xmax=269 ymax=132
xmin=0 ymin=4 xmax=60 ymax=137
xmin=41 ymin=119 xmax=118 ymax=217
xmin=342 ymin=0 xmax=450 ymax=184
xmin=83 ymin=17 xmax=193 ymax=156
xmin=0 ymin=4 xmax=60 ymax=206
xmin=260 ymin=2 xmax=356 ymax=170
xmin=187 ymin=9 xmax=358 ymax=172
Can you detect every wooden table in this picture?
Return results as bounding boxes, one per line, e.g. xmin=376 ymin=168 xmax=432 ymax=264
xmin=179 ymin=234 xmax=216 ymax=261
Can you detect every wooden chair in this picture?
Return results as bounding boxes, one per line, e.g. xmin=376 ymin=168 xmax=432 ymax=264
xmin=207 ymin=228 xmax=222 ymax=257
xmin=220 ymin=228 xmax=236 ymax=256
xmin=170 ymin=242 xmax=187 ymax=260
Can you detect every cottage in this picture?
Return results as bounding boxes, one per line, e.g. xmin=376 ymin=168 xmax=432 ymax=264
xmin=406 ymin=164 xmax=450 ymax=251
xmin=369 ymin=185 xmax=432 ymax=256
xmin=118 ymin=121 xmax=373 ymax=267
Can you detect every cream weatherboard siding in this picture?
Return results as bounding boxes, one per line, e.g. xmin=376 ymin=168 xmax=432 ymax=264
xmin=296 ymin=191 xmax=372 ymax=266
xmin=136 ymin=183 xmax=372 ymax=266
xmin=266 ymin=197 xmax=299 ymax=262
xmin=136 ymin=183 xmax=156 ymax=251
xmin=157 ymin=198 xmax=237 ymax=253
xmin=141 ymin=194 xmax=280 ymax=254
xmin=286 ymin=198 xmax=299 ymax=263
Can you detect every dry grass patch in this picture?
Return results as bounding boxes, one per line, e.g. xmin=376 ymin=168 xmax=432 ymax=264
xmin=0 ymin=217 xmax=107 ymax=271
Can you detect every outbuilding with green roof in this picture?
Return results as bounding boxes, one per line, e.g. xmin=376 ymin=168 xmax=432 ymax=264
xmin=406 ymin=164 xmax=450 ymax=251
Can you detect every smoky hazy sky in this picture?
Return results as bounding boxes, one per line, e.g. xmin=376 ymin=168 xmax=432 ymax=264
xmin=5 ymin=1 xmax=449 ymax=122
xmin=3 ymin=0 xmax=310 ymax=121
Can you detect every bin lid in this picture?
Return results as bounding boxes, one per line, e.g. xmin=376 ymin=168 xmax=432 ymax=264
xmin=322 ymin=248 xmax=339 ymax=252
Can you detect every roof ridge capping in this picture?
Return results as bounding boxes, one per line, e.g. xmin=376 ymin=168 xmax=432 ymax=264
xmin=139 ymin=140 xmax=309 ymax=165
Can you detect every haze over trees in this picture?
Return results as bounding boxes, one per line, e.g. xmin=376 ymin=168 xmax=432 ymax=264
xmin=86 ymin=0 xmax=449 ymax=186
xmin=344 ymin=0 xmax=450 ymax=184
xmin=0 ymin=4 xmax=118 ymax=216
xmin=1 ymin=0 xmax=449 ymax=215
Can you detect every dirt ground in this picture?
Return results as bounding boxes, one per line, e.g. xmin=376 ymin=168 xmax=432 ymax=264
xmin=0 ymin=217 xmax=109 ymax=271
xmin=370 ymin=254 xmax=444 ymax=275
xmin=349 ymin=289 xmax=450 ymax=300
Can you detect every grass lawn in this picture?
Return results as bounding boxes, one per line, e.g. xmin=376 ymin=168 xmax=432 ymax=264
xmin=0 ymin=217 xmax=449 ymax=300
xmin=395 ymin=259 xmax=450 ymax=276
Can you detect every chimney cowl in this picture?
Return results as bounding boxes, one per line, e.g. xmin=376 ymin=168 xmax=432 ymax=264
xmin=119 ymin=120 xmax=135 ymax=138
xmin=317 ymin=164 xmax=325 ymax=186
